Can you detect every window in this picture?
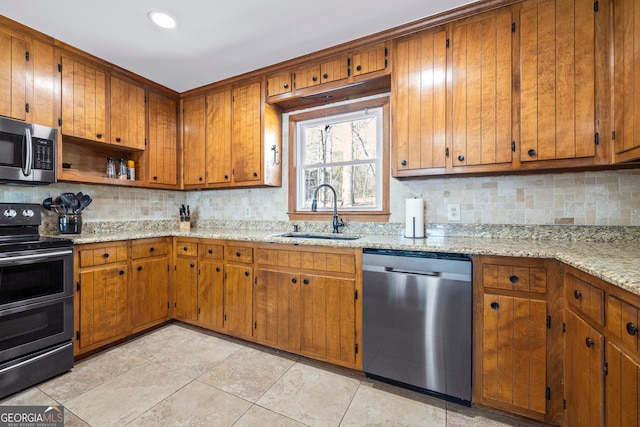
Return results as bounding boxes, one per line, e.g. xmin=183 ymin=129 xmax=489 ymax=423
xmin=288 ymin=97 xmax=389 ymax=221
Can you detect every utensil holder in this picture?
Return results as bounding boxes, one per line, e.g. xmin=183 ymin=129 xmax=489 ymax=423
xmin=59 ymin=213 xmax=82 ymax=234
xmin=179 ymin=220 xmax=190 ymax=231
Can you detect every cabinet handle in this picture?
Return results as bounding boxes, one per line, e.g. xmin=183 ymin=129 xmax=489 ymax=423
xmin=283 ymin=83 xmax=289 ymax=89
xmin=149 ymin=247 xmax=155 ymax=252
xmin=574 ymin=290 xmax=582 ymax=300
xmin=190 ymin=263 xmax=194 ymax=268
xmin=627 ymin=322 xmax=638 ymax=336
xmin=323 ymin=73 xmax=329 ymax=79
xmin=119 ymin=270 xmax=125 ymax=275
xmin=103 ymin=253 xmax=109 ymax=259
xmin=291 ymin=278 xmax=297 ymax=284
xmin=208 ymin=249 xmax=213 ymax=254
xmin=401 ymin=160 xmax=407 ymax=166
xmin=115 ymin=137 xmax=121 ymax=142
xmin=356 ymin=65 xmax=362 ymax=71
xmin=199 ymin=177 xmax=203 ymax=181
xmin=215 ymin=267 xmax=220 ymax=272
xmin=253 ymin=172 xmax=258 ymax=177
xmin=224 ymin=175 xmax=229 ymax=180
xmin=96 ymin=133 xmax=103 ymax=139
xmin=137 ymin=266 xmax=142 ymax=271
xmin=236 ymin=252 xmax=241 ymax=257
xmin=153 ymin=176 xmax=158 ymax=181
xmin=527 ymin=149 xmax=536 ymax=157
xmin=244 ymin=271 xmax=249 ymax=277
xmin=457 ymin=154 xmax=465 ymax=161
xmin=183 ymin=247 xmax=188 ymax=251
xmin=490 ymin=302 xmax=499 ymax=310
xmin=312 ymin=76 xmax=318 ymax=82
xmin=303 ymin=279 xmax=309 ymax=285
xmin=585 ymin=337 xmax=595 ymax=348
xmin=509 ymin=275 xmax=519 ymax=284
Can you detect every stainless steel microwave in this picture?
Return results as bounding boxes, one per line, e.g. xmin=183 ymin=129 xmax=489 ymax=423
xmin=0 ymin=117 xmax=56 ymax=185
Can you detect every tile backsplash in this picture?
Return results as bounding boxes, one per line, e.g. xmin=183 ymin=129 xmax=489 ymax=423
xmin=2 ymin=168 xmax=636 ymax=229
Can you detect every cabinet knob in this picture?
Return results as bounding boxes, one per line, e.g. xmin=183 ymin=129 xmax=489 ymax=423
xmin=215 ymin=267 xmax=220 ymax=272
xmin=190 ymin=263 xmax=194 ymax=268
xmin=236 ymin=252 xmax=241 ymax=257
xmin=323 ymin=73 xmax=329 ymax=79
xmin=115 ymin=137 xmax=121 ymax=142
xmin=527 ymin=149 xmax=537 ymax=157
xmin=183 ymin=247 xmax=188 ymax=251
xmin=149 ymin=247 xmax=155 ymax=252
xmin=303 ymin=279 xmax=309 ymax=285
xmin=626 ymin=322 xmax=638 ymax=336
xmin=137 ymin=266 xmax=143 ymax=271
xmin=153 ymin=176 xmax=158 ymax=181
xmin=244 ymin=271 xmax=249 ymax=277
xmin=574 ymin=290 xmax=582 ymax=300
xmin=585 ymin=337 xmax=595 ymax=348
xmin=96 ymin=133 xmax=103 ymax=139
xmin=224 ymin=175 xmax=229 ymax=180
xmin=208 ymin=249 xmax=213 ymax=254
xmin=291 ymin=278 xmax=297 ymax=284
xmin=253 ymin=172 xmax=258 ymax=177
xmin=509 ymin=275 xmax=519 ymax=284
xmin=119 ymin=270 xmax=125 ymax=275
xmin=490 ymin=302 xmax=499 ymax=310
xmin=199 ymin=177 xmax=203 ymax=181
xmin=356 ymin=65 xmax=362 ymax=71
xmin=283 ymin=83 xmax=289 ymax=89
xmin=312 ymin=76 xmax=318 ymax=82
xmin=103 ymin=253 xmax=109 ymax=259
xmin=457 ymin=154 xmax=465 ymax=161
xmin=401 ymin=160 xmax=407 ymax=166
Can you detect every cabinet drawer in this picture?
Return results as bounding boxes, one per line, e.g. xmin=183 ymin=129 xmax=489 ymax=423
xmin=78 ymin=243 xmax=128 ymax=268
xmin=607 ymin=295 xmax=640 ymax=353
xmin=131 ymin=240 xmax=169 ymax=259
xmin=226 ymin=245 xmax=253 ymax=263
xmin=565 ymin=270 xmax=604 ymax=326
xmin=256 ymin=248 xmax=356 ymax=274
xmin=176 ymin=241 xmax=198 ymax=257
xmin=482 ymin=261 xmax=547 ymax=293
xmin=199 ymin=242 xmax=224 ymax=260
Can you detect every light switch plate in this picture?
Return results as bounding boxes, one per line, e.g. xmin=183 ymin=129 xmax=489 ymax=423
xmin=244 ymin=206 xmax=252 ymax=218
xmin=447 ymin=204 xmax=461 ymax=221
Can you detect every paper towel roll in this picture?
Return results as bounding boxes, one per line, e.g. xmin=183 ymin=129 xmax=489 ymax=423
xmin=405 ymin=198 xmax=425 ymax=238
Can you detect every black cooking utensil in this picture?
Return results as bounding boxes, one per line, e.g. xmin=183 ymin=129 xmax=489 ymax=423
xmin=76 ymin=195 xmax=92 ymax=213
xmin=42 ymin=197 xmax=53 ymax=210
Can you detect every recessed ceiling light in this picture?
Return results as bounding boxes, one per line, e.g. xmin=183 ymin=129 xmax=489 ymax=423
xmin=148 ymin=11 xmax=176 ymax=29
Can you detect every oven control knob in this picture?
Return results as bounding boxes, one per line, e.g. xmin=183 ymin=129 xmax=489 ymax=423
xmin=21 ymin=209 xmax=35 ymax=218
xmin=3 ymin=209 xmax=16 ymax=218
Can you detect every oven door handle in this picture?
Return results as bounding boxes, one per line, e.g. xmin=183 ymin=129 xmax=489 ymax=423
xmin=0 ymin=249 xmax=72 ymax=263
xmin=0 ymin=341 xmax=73 ymax=375
xmin=22 ymin=127 xmax=33 ymax=177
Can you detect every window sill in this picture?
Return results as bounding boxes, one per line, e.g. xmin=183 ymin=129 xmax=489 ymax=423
xmin=287 ymin=211 xmax=390 ymax=222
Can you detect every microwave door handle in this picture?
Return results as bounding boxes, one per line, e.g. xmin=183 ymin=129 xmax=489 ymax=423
xmin=22 ymin=127 xmax=32 ymax=176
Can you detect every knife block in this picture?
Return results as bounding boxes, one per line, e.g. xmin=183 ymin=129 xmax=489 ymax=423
xmin=179 ymin=220 xmax=190 ymax=231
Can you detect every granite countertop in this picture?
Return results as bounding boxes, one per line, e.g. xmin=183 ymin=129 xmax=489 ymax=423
xmin=52 ymin=224 xmax=640 ymax=297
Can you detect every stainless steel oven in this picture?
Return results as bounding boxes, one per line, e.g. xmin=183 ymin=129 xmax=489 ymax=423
xmin=0 ymin=203 xmax=73 ymax=399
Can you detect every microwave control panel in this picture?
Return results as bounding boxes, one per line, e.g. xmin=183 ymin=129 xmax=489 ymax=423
xmin=33 ymin=139 xmax=53 ymax=171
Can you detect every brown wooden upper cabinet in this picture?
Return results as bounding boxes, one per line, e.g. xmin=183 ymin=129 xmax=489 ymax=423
xmin=0 ymin=28 xmax=57 ymax=129
xmin=612 ymin=0 xmax=640 ymax=163
xmin=518 ymin=0 xmax=600 ymax=166
xmin=352 ymin=42 xmax=388 ymax=77
xmin=294 ymin=55 xmax=349 ymax=90
xmin=206 ymin=88 xmax=232 ymax=185
xmin=266 ymin=72 xmax=292 ymax=98
xmin=182 ymin=96 xmax=206 ymax=186
xmin=147 ymin=91 xmax=177 ymax=187
xmin=110 ymin=75 xmax=145 ymax=150
xmin=61 ymin=54 xmax=107 ymax=143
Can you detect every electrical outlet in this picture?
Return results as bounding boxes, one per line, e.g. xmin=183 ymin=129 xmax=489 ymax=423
xmin=244 ymin=206 xmax=252 ymax=218
xmin=447 ymin=204 xmax=461 ymax=221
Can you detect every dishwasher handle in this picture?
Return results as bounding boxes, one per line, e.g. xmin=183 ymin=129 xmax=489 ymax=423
xmin=363 ymin=264 xmax=441 ymax=277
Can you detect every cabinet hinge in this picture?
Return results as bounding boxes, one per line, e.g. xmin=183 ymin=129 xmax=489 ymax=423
xmin=384 ymin=59 xmax=388 ymax=68
xmin=224 ymin=314 xmax=227 ymax=321
xmin=76 ymin=330 xmax=80 ymax=341
xmin=511 ymin=141 xmax=515 ymax=152
xmin=562 ymin=322 xmax=566 ymax=333
xmin=254 ymin=277 xmax=257 ymax=285
xmin=612 ymin=131 xmax=616 ymax=140
xmin=167 ymin=301 xmax=170 ymax=309
xmin=254 ymin=321 xmax=257 ymax=329
xmin=546 ymin=315 xmax=551 ymax=329
xmin=384 ymin=47 xmax=388 ymax=57
xmin=167 ymin=265 xmax=170 ymax=271
xmin=446 ymin=39 xmax=450 ymax=48
xmin=58 ymin=118 xmax=62 ymax=126
xmin=144 ymin=138 xmax=147 ymax=146
xmin=512 ymin=22 xmax=516 ymax=33
xmin=546 ymin=387 xmax=551 ymax=401
xmin=58 ymin=63 xmax=62 ymax=73
xmin=563 ymin=399 xmax=566 ymax=410
xmin=445 ymin=147 xmax=450 ymax=157
xmin=174 ymin=302 xmax=177 ymax=308
xmin=604 ymin=362 xmax=608 ymax=375
xmin=355 ymin=343 xmax=359 ymax=354
xmin=144 ymin=95 xmax=147 ymax=103
xmin=354 ymin=289 xmax=358 ymax=300
xmin=25 ymin=103 xmax=29 ymax=113
xmin=594 ymin=132 xmax=599 ymax=146
xmin=76 ymin=281 xmax=81 ymax=291
xmin=25 ymin=51 xmax=29 ymax=61
xmin=198 ymin=307 xmax=201 ymax=315
xmin=594 ymin=0 xmax=599 ymax=12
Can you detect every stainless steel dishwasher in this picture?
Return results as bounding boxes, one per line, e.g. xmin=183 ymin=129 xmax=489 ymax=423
xmin=362 ymin=248 xmax=472 ymax=405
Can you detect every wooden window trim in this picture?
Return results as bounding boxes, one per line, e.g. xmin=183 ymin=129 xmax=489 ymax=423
xmin=287 ymin=97 xmax=390 ymax=222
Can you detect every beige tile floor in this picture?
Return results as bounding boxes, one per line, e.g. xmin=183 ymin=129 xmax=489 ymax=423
xmin=1 ymin=323 xmax=544 ymax=426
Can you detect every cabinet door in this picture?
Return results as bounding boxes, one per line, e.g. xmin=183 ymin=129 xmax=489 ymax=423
xmin=392 ymin=29 xmax=447 ymax=173
xmin=61 ymin=55 xmax=107 ymax=142
xmin=131 ymin=257 xmax=170 ymax=330
xmin=266 ymin=72 xmax=292 ymax=97
xmin=182 ymin=96 xmax=206 ymax=185
xmin=254 ymin=269 xmax=301 ymax=351
xmin=293 ymin=63 xmax=321 ymax=90
xmin=198 ymin=259 xmax=224 ymax=329
xmin=27 ymin=38 xmax=57 ymax=128
xmin=613 ymin=0 xmax=640 ymax=162
xmin=564 ymin=309 xmax=604 ymax=427
xmin=0 ymin=31 xmax=27 ymax=121
xmin=519 ymin=0 xmax=595 ymax=162
xmin=451 ymin=10 xmax=513 ymax=167
xmin=148 ymin=91 xmax=177 ymax=186
xmin=223 ymin=264 xmax=253 ymax=338
xmin=352 ymin=43 xmax=388 ymax=77
xmin=77 ymin=265 xmax=129 ymax=351
xmin=174 ymin=257 xmax=198 ymax=321
xmin=206 ymin=88 xmax=232 ymax=184
xmin=606 ymin=342 xmax=640 ymax=427
xmin=231 ymin=80 xmax=262 ymax=183
xmin=301 ymin=275 xmax=357 ymax=366
xmin=110 ymin=76 xmax=145 ymax=150
xmin=482 ymin=294 xmax=547 ymax=415
xmin=320 ymin=56 xmax=349 ymax=84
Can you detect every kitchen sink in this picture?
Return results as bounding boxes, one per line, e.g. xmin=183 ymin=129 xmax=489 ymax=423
xmin=273 ymin=232 xmax=360 ymax=241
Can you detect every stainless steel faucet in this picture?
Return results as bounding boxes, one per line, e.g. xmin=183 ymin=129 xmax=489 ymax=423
xmin=311 ymin=184 xmax=345 ymax=233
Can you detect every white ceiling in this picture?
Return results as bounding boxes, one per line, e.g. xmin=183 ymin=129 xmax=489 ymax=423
xmin=0 ymin=0 xmax=471 ymax=93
